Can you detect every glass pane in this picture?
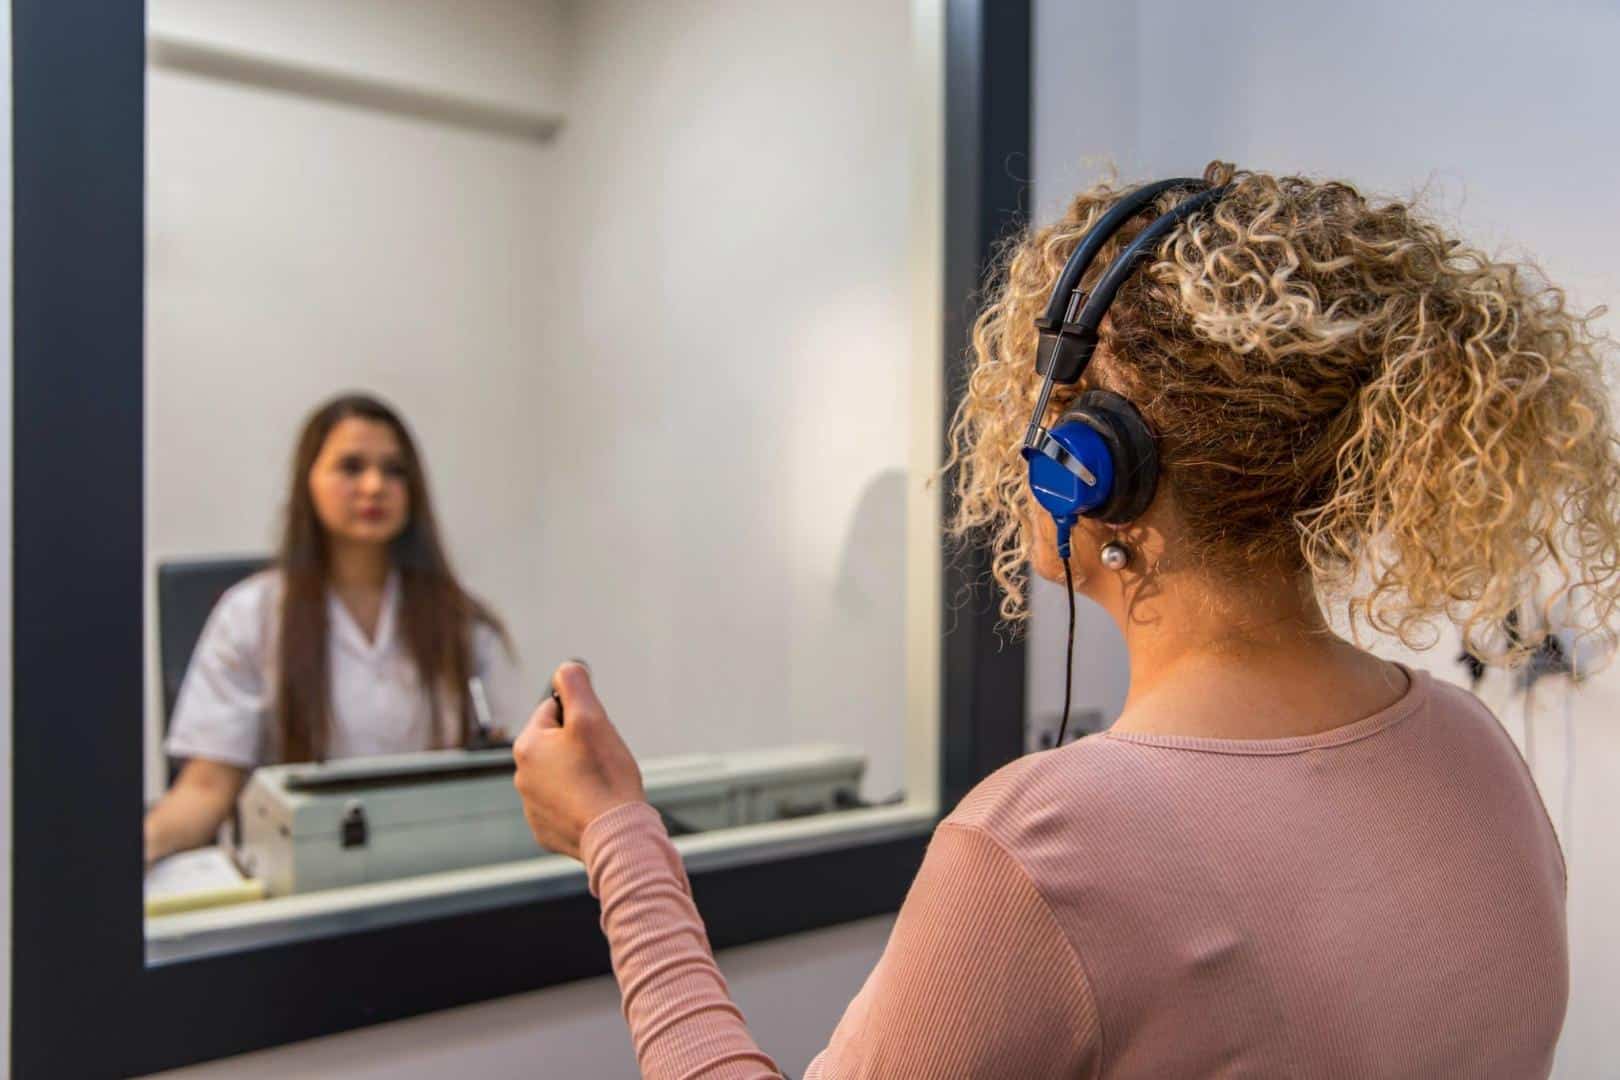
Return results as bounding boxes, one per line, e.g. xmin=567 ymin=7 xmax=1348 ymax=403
xmin=143 ymin=0 xmax=943 ymax=962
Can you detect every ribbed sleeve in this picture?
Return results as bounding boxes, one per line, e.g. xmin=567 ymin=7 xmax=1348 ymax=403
xmin=583 ymin=801 xmax=782 ymax=1079
xmin=582 ymin=808 xmax=1099 ymax=1079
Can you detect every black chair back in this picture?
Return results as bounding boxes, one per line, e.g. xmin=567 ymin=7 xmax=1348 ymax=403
xmin=157 ymin=556 xmax=270 ymax=729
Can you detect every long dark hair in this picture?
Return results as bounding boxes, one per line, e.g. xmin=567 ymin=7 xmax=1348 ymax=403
xmin=275 ymin=393 xmax=506 ymax=762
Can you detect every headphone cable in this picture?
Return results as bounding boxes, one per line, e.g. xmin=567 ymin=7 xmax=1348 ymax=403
xmin=1058 ymin=556 xmax=1077 ymax=747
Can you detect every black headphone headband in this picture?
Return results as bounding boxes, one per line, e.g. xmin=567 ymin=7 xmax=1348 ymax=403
xmin=1021 ymin=177 xmax=1229 ymax=463
xmin=1025 ymin=179 xmax=1230 ymax=754
xmin=1034 ymin=179 xmax=1228 ymax=386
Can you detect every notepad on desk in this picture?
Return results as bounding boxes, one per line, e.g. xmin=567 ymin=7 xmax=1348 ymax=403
xmin=144 ymin=846 xmax=265 ymax=917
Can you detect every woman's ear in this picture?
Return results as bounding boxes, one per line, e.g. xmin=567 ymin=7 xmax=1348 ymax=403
xmin=1067 ymin=518 xmax=1120 ymax=584
xmin=1026 ymin=509 xmax=1070 ymax=586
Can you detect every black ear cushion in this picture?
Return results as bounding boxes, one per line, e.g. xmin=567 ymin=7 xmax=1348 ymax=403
xmin=1060 ymin=390 xmax=1159 ymax=523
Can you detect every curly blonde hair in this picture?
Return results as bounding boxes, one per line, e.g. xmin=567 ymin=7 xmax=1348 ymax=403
xmin=946 ymin=162 xmax=1620 ymax=661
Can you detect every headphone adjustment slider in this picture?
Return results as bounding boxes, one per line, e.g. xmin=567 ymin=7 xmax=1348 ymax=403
xmin=1063 ymin=289 xmax=1087 ymax=326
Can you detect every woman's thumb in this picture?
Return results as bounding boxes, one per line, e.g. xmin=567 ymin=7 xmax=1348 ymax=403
xmin=552 ymin=660 xmax=602 ymax=721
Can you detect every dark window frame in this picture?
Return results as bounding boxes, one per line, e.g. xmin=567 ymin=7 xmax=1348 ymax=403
xmin=8 ymin=0 xmax=1031 ymax=1073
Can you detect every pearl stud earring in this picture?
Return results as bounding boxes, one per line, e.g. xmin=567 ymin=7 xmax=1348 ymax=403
xmin=1099 ymin=540 xmax=1131 ymax=571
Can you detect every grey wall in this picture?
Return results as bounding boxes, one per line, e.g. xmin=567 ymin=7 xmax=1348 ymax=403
xmin=149 ymin=914 xmax=893 ymax=1079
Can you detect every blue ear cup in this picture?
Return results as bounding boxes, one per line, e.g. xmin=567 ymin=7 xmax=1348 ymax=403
xmin=1066 ymin=390 xmax=1159 ymax=525
xmin=1022 ymin=390 xmax=1158 ymax=557
xmin=1022 ymin=416 xmax=1116 ymax=557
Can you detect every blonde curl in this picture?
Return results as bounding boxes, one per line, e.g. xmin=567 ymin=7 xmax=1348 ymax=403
xmin=944 ymin=162 xmax=1620 ymax=663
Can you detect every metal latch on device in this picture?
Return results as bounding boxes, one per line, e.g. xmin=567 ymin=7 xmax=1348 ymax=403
xmin=341 ymin=800 xmax=369 ymax=849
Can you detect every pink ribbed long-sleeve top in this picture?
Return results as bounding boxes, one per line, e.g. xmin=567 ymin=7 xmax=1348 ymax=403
xmin=581 ymin=668 xmax=1568 ymax=1078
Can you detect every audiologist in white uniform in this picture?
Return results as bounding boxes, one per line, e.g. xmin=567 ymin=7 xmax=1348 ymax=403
xmin=144 ymin=393 xmax=522 ymax=866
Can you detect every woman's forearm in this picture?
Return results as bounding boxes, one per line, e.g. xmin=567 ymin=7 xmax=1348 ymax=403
xmin=144 ymin=760 xmax=247 ymax=866
xmin=582 ymin=802 xmax=783 ymax=1079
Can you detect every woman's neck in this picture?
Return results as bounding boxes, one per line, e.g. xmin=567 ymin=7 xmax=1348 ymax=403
xmin=1107 ymin=564 xmax=1406 ymax=739
xmin=326 ymin=540 xmax=391 ymax=593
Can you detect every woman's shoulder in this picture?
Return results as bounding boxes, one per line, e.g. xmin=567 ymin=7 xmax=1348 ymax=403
xmin=944 ymin=736 xmax=1152 ymax=848
xmin=1424 ymin=673 xmax=1502 ymax=727
xmin=207 ymin=568 xmax=284 ymax=633
xmin=221 ymin=566 xmax=281 ymax=604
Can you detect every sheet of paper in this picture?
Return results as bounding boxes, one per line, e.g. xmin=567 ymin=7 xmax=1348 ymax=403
xmin=144 ymin=845 xmax=247 ymax=902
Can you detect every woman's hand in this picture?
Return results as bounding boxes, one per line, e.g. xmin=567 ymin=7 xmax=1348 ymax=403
xmin=512 ymin=661 xmax=647 ymax=860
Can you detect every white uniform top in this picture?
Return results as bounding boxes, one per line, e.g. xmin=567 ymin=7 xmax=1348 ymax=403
xmin=165 ymin=569 xmax=523 ymax=768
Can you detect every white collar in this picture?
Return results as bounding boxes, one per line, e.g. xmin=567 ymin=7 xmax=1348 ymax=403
xmin=327 ymin=568 xmax=401 ymax=660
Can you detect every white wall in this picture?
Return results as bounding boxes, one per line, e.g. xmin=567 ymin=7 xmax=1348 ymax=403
xmin=523 ymin=0 xmax=916 ymax=802
xmin=151 ymin=0 xmax=570 ymax=113
xmin=144 ymin=0 xmax=919 ymax=805
xmin=1030 ymin=3 xmax=1620 ymax=1074
xmin=145 ymin=0 xmax=572 ymax=792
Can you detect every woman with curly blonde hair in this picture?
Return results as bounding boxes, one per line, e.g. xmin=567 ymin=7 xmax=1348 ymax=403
xmin=509 ymin=163 xmax=1615 ymax=1077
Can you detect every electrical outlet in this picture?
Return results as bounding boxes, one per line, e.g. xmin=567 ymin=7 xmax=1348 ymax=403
xmin=1028 ymin=708 xmax=1105 ymax=753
